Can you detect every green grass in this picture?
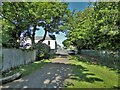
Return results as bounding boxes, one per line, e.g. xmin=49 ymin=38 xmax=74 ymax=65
xmin=3 ymin=59 xmax=51 ymax=78
xmin=64 ymin=55 xmax=119 ymax=88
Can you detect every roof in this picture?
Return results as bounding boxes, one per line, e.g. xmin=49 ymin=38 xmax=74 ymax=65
xmin=35 ymin=36 xmax=52 ymax=40
xmin=25 ymin=36 xmax=55 ymax=41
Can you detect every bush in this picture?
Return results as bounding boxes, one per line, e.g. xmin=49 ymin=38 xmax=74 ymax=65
xmin=32 ymin=42 xmax=50 ymax=60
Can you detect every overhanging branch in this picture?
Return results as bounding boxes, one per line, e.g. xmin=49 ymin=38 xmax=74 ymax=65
xmin=0 ymin=14 xmax=18 ymax=27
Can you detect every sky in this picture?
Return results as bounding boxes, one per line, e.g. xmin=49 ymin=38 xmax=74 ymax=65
xmin=36 ymin=2 xmax=90 ymax=47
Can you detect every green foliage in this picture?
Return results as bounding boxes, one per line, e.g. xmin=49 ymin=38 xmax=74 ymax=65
xmin=1 ymin=2 xmax=32 ymax=48
xmin=32 ymin=42 xmax=50 ymax=60
xmin=35 ymin=2 xmax=70 ymax=41
xmin=62 ymin=39 xmax=71 ymax=48
xmin=1 ymin=2 xmax=70 ymax=48
xmin=64 ymin=2 xmax=119 ymax=51
xmin=2 ymin=19 xmax=18 ymax=48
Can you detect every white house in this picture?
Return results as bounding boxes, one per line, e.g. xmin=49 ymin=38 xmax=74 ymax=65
xmin=21 ymin=36 xmax=57 ymax=53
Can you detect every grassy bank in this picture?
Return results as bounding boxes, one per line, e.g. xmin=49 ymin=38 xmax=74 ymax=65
xmin=64 ymin=55 xmax=119 ymax=88
xmin=2 ymin=59 xmax=51 ymax=78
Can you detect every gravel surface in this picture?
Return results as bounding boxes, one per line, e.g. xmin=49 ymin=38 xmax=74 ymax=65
xmin=2 ymin=55 xmax=75 ymax=89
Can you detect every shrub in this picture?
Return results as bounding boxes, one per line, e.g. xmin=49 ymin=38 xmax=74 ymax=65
xmin=32 ymin=42 xmax=50 ymax=60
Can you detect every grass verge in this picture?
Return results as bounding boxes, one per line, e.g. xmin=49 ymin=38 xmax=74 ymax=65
xmin=64 ymin=55 xmax=119 ymax=88
xmin=2 ymin=59 xmax=51 ymax=78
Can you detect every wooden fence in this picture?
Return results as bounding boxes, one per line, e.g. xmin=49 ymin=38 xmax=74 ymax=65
xmin=0 ymin=49 xmax=37 ymax=72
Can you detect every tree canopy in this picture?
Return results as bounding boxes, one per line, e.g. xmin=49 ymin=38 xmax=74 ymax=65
xmin=1 ymin=2 xmax=70 ymax=48
xmin=1 ymin=2 xmax=119 ymax=51
xmin=63 ymin=2 xmax=119 ymax=51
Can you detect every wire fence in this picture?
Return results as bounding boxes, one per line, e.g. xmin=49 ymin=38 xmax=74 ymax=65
xmin=80 ymin=50 xmax=120 ymax=69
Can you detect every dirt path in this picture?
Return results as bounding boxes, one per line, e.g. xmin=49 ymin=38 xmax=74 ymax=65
xmin=2 ymin=56 xmax=75 ymax=89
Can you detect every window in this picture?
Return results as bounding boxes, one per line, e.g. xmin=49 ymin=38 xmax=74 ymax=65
xmin=48 ymin=41 xmax=50 ymax=45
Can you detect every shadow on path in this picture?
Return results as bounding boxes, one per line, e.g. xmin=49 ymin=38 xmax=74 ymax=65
xmin=2 ymin=56 xmax=104 ymax=89
xmin=2 ymin=63 xmax=78 ymax=88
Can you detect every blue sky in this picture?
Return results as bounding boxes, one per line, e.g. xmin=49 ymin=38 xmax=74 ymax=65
xmin=36 ymin=2 xmax=90 ymax=46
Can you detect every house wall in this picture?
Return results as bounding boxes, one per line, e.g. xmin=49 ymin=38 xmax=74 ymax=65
xmin=43 ymin=40 xmax=56 ymax=49
xmin=25 ymin=39 xmax=56 ymax=49
xmin=25 ymin=40 xmax=31 ymax=45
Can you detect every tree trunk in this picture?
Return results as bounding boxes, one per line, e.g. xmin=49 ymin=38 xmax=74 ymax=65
xmin=31 ymin=25 xmax=36 ymax=44
xmin=31 ymin=31 xmax=35 ymax=44
xmin=15 ymin=27 xmax=21 ymax=48
xmin=39 ymin=30 xmax=47 ymax=42
xmin=31 ymin=35 xmax=35 ymax=44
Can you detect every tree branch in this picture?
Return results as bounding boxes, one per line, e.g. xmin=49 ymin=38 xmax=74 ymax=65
xmin=0 ymin=14 xmax=18 ymax=27
xmin=39 ymin=30 xmax=47 ymax=42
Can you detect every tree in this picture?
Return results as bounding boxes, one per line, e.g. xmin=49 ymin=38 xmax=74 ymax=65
xmin=93 ymin=2 xmax=119 ymax=50
xmin=35 ymin=2 xmax=70 ymax=42
xmin=1 ymin=2 xmax=32 ymax=48
xmin=62 ymin=39 xmax=71 ymax=48
xmin=24 ymin=2 xmax=70 ymax=44
xmin=63 ymin=2 xmax=119 ymax=51
xmin=1 ymin=2 xmax=70 ymax=48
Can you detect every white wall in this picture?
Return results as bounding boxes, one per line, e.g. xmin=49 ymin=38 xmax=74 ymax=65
xmin=24 ymin=40 xmax=31 ymax=45
xmin=43 ymin=40 xmax=56 ymax=49
xmin=25 ymin=39 xmax=56 ymax=49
